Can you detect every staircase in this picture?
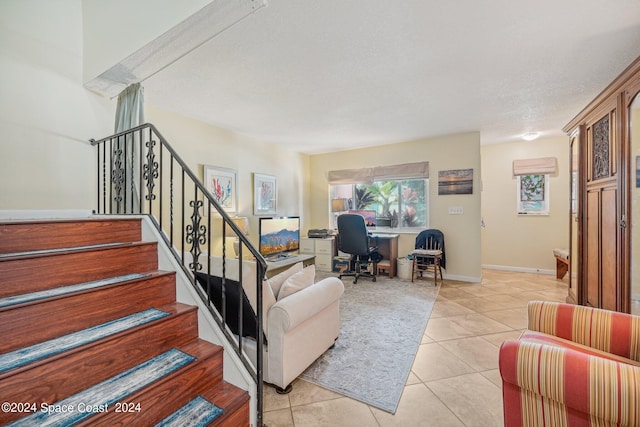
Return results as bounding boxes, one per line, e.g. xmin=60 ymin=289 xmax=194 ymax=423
xmin=0 ymin=217 xmax=249 ymax=426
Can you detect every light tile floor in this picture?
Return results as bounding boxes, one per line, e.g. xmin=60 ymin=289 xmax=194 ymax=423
xmin=263 ymin=269 xmax=568 ymax=427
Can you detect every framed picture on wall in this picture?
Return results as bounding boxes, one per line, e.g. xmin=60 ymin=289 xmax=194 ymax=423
xmin=253 ymin=173 xmax=277 ymax=215
xmin=517 ymin=174 xmax=549 ymax=215
xmin=204 ymin=165 xmax=237 ymax=214
xmin=438 ymin=169 xmax=473 ymax=195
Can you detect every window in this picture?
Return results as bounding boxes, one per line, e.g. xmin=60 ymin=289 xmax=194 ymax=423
xmin=330 ymin=179 xmax=428 ymax=228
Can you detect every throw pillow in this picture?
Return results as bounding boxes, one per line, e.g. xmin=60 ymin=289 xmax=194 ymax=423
xmin=266 ymin=262 xmax=304 ymax=297
xmin=277 ymin=265 xmax=316 ymax=300
xmin=194 ymin=272 xmax=265 ymax=343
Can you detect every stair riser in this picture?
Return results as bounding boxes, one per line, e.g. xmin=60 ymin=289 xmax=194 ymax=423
xmin=0 ymin=219 xmax=142 ymax=253
xmin=76 ymin=340 xmax=224 ymax=426
xmin=0 ymin=305 xmax=199 ymax=424
xmin=0 ymin=273 xmax=176 ymax=353
xmin=0 ymin=243 xmax=158 ymax=298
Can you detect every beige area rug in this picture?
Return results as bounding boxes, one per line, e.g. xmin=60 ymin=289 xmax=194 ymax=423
xmin=300 ymin=272 xmax=439 ymax=414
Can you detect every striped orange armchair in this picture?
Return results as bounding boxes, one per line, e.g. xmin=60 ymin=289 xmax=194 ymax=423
xmin=499 ymin=301 xmax=640 ymax=426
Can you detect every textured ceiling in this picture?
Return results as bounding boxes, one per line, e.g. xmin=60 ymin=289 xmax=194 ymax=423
xmin=135 ymin=0 xmax=640 ymax=154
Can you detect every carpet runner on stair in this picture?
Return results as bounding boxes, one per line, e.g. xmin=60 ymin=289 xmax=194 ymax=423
xmin=0 ymin=308 xmax=169 ymax=373
xmin=155 ymin=396 xmax=224 ymax=427
xmin=0 ymin=273 xmax=149 ymax=308
xmin=7 ymin=348 xmax=195 ymax=426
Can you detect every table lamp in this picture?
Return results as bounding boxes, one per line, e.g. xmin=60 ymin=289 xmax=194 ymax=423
xmin=225 ymin=216 xmax=249 ymax=257
xmin=331 ymin=198 xmax=348 ymax=212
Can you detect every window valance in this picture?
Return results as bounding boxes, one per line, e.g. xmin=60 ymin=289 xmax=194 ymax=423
xmin=327 ymin=168 xmax=373 ymax=184
xmin=512 ymin=157 xmax=557 ymax=176
xmin=328 ymin=162 xmax=429 ymax=184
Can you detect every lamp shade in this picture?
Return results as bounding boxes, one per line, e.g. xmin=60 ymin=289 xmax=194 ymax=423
xmin=331 ymin=198 xmax=348 ymax=212
xmin=225 ymin=216 xmax=249 ymax=236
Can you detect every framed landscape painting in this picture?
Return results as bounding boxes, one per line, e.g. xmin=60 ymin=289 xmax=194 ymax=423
xmin=204 ymin=165 xmax=237 ymax=214
xmin=253 ymin=173 xmax=277 ymax=215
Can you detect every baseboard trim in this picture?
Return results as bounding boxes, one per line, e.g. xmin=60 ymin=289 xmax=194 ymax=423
xmin=443 ymin=274 xmax=482 ymax=283
xmin=482 ymin=264 xmax=555 ymax=276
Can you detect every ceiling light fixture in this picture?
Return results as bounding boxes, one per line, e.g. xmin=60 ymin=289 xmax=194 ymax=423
xmin=522 ymin=132 xmax=540 ymax=141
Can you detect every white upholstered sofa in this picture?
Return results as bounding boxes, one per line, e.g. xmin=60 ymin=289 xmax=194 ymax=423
xmin=191 ymin=254 xmax=344 ymax=393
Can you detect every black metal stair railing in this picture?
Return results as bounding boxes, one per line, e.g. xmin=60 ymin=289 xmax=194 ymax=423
xmin=90 ymin=123 xmax=267 ymax=426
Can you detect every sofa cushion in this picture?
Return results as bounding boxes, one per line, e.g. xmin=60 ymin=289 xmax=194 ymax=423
xmin=266 ymin=262 xmax=304 ymax=297
xmin=519 ymin=330 xmax=640 ymax=367
xmin=277 ymin=265 xmax=316 ymax=300
xmin=194 ymin=272 xmax=266 ymax=343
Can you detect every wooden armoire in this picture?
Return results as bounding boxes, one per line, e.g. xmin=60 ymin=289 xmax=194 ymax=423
xmin=563 ymin=55 xmax=640 ymax=313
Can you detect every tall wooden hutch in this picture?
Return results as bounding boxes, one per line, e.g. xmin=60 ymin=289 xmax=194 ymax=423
xmin=563 ymin=55 xmax=640 ymax=313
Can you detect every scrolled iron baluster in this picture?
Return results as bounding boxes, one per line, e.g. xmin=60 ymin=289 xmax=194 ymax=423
xmin=186 ymin=200 xmax=207 ymax=271
xmin=111 ymin=145 xmax=125 ymax=212
xmin=143 ymin=139 xmax=159 ymax=200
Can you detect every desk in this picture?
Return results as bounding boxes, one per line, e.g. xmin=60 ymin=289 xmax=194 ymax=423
xmin=370 ymin=234 xmax=399 ymax=278
xmin=265 ymin=254 xmax=315 ymax=278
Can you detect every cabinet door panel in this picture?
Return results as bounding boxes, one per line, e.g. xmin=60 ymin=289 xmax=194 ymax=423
xmin=601 ymin=188 xmax=618 ymax=310
xmin=586 ymin=190 xmax=600 ymax=307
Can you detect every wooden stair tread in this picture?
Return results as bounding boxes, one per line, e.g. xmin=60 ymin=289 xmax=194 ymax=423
xmin=203 ymin=382 xmax=251 ymax=426
xmin=0 ymin=304 xmax=200 ymax=424
xmin=7 ymin=340 xmax=222 ymax=426
xmin=0 ymin=241 xmax=145 ymax=261
xmin=78 ymin=339 xmax=225 ymax=426
xmin=156 ymin=383 xmax=250 ymax=427
xmin=0 ymin=302 xmax=196 ymax=373
xmin=0 ymin=241 xmax=159 ymax=297
xmin=0 ymin=272 xmax=177 ymax=352
xmin=0 ymin=271 xmax=174 ymax=311
xmin=154 ymin=395 xmax=225 ymax=427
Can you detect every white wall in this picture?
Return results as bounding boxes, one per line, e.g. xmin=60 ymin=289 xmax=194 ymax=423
xmin=145 ymin=105 xmax=311 ymax=251
xmin=310 ymin=132 xmax=482 ymax=282
xmin=0 ymin=0 xmax=114 ymax=210
xmin=481 ymin=136 xmax=570 ymax=273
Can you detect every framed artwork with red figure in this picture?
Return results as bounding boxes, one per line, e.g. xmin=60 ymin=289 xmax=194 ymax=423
xmin=204 ymin=165 xmax=237 ymax=214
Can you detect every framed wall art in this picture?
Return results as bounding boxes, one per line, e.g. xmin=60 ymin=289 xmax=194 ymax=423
xmin=438 ymin=169 xmax=473 ymax=195
xmin=517 ymin=174 xmax=549 ymax=215
xmin=204 ymin=165 xmax=237 ymax=214
xmin=253 ymin=173 xmax=277 ymax=215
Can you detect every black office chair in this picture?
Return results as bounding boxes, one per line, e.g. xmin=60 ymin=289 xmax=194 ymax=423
xmin=337 ymin=214 xmax=379 ymax=283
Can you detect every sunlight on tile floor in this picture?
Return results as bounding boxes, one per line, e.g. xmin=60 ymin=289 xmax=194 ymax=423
xmin=263 ymin=269 xmax=568 ymax=427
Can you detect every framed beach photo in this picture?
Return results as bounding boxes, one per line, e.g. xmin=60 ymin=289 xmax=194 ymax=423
xmin=253 ymin=173 xmax=277 ymax=215
xmin=438 ymin=169 xmax=473 ymax=195
xmin=204 ymin=165 xmax=237 ymax=214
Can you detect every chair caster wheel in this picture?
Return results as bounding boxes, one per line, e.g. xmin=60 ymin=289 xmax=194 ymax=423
xmin=275 ymin=384 xmax=293 ymax=394
xmin=373 ymin=277 xmax=377 ymax=282
xmin=353 ymin=279 xmax=358 ymax=284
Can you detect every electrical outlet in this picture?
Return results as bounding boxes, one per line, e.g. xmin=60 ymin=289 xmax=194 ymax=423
xmin=448 ymin=206 xmax=463 ymax=215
